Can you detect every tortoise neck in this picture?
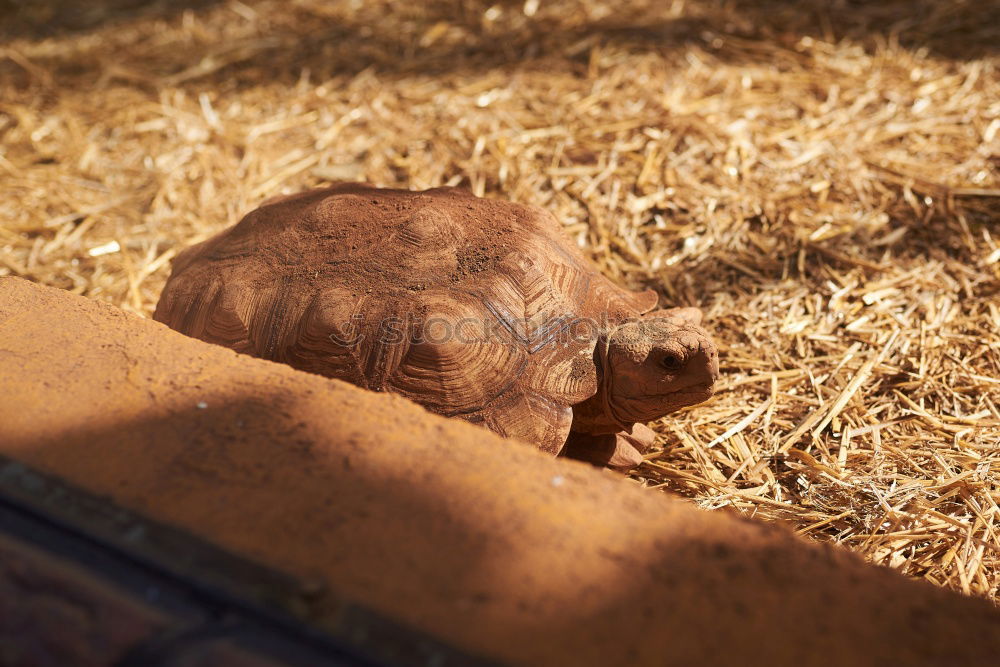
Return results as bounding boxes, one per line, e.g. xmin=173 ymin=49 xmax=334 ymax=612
xmin=572 ymin=336 xmax=633 ymax=435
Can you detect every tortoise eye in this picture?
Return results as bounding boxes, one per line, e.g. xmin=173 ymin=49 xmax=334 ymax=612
xmin=660 ymin=354 xmax=683 ymax=371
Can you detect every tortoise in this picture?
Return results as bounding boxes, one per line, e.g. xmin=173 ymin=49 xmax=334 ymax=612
xmin=154 ymin=184 xmax=719 ymax=469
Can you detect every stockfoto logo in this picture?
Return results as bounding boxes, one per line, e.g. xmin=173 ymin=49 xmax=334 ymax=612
xmin=327 ymin=313 xmax=679 ymax=349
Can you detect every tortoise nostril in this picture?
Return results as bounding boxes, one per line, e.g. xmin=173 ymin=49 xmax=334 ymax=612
xmin=686 ymin=346 xmax=719 ymax=385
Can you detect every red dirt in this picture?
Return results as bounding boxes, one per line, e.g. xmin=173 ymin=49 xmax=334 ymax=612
xmin=2 ymin=277 xmax=999 ymax=666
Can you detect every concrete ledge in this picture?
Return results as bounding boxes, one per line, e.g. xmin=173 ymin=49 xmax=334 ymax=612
xmin=1 ymin=277 xmax=998 ymax=666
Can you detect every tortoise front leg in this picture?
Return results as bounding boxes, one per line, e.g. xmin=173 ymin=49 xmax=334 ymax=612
xmin=561 ymin=423 xmax=656 ymax=471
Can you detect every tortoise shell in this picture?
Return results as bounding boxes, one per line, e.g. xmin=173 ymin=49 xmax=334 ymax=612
xmin=154 ymin=184 xmax=661 ymax=453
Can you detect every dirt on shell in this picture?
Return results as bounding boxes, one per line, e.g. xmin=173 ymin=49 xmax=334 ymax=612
xmin=218 ymin=183 xmax=523 ymax=295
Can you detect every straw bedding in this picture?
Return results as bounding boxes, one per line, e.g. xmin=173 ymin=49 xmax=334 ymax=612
xmin=2 ymin=0 xmax=998 ymax=600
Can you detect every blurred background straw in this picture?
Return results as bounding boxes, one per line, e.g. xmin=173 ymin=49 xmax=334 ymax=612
xmin=1 ymin=0 xmax=998 ymax=600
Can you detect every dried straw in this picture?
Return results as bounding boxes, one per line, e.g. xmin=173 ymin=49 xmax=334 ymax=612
xmin=2 ymin=0 xmax=998 ymax=600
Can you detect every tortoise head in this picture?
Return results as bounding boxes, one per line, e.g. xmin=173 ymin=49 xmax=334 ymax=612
xmin=600 ymin=307 xmax=719 ymax=424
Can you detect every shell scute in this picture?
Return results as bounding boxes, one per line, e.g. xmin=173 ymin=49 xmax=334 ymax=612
xmin=388 ymin=290 xmax=528 ymax=414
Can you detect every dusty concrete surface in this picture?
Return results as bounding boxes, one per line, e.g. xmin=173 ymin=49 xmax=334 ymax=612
xmin=1 ymin=276 xmax=999 ymax=666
